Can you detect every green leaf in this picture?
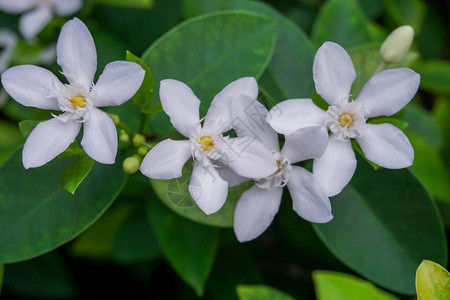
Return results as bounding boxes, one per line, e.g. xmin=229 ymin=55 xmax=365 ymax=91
xmin=126 ymin=51 xmax=156 ymax=113
xmin=147 ymin=197 xmax=219 ymax=296
xmin=313 ymin=271 xmax=399 ymax=300
xmin=150 ymin=160 xmax=252 ymax=228
xmin=403 ymin=103 xmax=442 ymax=150
xmin=416 ymin=260 xmax=450 ymax=300
xmin=384 ymin=0 xmax=426 ymax=33
xmin=0 ymin=121 xmax=23 ymax=165
xmin=88 ymin=0 xmax=154 ymax=9
xmin=236 ymin=284 xmax=295 ymax=300
xmin=413 ymin=60 xmax=450 ymax=96
xmin=433 ymin=97 xmax=450 ymax=162
xmin=9 ymin=40 xmax=44 ymax=66
xmin=0 ymin=149 xmax=127 ymax=263
xmin=18 ymin=120 xmax=40 ymax=138
xmin=141 ymin=11 xmax=277 ymax=132
xmin=311 ymin=0 xmax=384 ymax=49
xmin=313 ymin=157 xmax=447 ymax=295
xmin=59 ymin=155 xmax=95 ymax=194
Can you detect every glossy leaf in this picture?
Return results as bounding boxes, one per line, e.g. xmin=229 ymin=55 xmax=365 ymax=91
xmin=416 ymin=260 xmax=450 ymax=300
xmin=313 ymin=271 xmax=399 ymax=300
xmin=146 ymin=197 xmax=219 ymax=296
xmin=403 ymin=103 xmax=442 ymax=150
xmin=126 ymin=51 xmax=156 ymax=113
xmin=313 ymin=157 xmax=447 ymax=295
xmin=59 ymin=155 xmax=95 ymax=194
xmin=0 ymin=150 xmax=127 ymax=263
xmin=150 ymin=160 xmax=252 ymax=228
xmin=89 ymin=0 xmax=154 ymax=9
xmin=413 ymin=60 xmax=450 ymax=96
xmin=236 ymin=284 xmax=295 ymax=300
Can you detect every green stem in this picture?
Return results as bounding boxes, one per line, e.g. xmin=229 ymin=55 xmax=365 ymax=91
xmin=139 ymin=112 xmax=148 ymax=134
xmin=373 ymin=61 xmax=388 ymax=76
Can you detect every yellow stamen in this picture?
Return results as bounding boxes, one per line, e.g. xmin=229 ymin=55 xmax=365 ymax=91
xmin=339 ymin=113 xmax=353 ymax=127
xmin=274 ymin=160 xmax=282 ymax=174
xmin=69 ymin=96 xmax=86 ymax=108
xmin=199 ymin=136 xmax=214 ymax=151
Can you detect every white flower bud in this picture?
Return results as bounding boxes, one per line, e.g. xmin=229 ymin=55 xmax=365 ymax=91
xmin=380 ymin=25 xmax=414 ymax=64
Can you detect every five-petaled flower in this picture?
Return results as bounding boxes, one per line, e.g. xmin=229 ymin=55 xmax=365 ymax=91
xmin=1 ymin=18 xmax=145 ymax=168
xmin=267 ymin=41 xmax=420 ymax=196
xmin=0 ymin=0 xmax=83 ymax=39
xmin=140 ymin=77 xmax=278 ymax=215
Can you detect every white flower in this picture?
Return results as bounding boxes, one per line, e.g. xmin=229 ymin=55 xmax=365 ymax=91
xmin=0 ymin=0 xmax=83 ymax=39
xmin=139 ymin=77 xmax=278 ymax=215
xmin=267 ymin=41 xmax=420 ymax=197
xmin=1 ymin=18 xmax=145 ymax=168
xmin=231 ymin=95 xmax=332 ymax=242
xmin=0 ymin=29 xmax=17 ymax=73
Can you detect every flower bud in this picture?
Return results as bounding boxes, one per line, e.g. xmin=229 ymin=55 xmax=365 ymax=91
xmin=108 ymin=113 xmax=120 ymax=125
xmin=137 ymin=145 xmax=149 ymax=156
xmin=133 ymin=134 xmax=146 ymax=147
xmin=123 ymin=156 xmax=141 ymax=174
xmin=119 ymin=130 xmax=129 ymax=143
xmin=380 ymin=25 xmax=414 ymax=64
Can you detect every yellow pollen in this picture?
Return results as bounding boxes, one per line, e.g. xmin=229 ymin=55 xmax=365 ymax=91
xmin=69 ymin=96 xmax=86 ymax=108
xmin=275 ymin=160 xmax=282 ymax=174
xmin=339 ymin=113 xmax=353 ymax=127
xmin=199 ymin=136 xmax=214 ymax=151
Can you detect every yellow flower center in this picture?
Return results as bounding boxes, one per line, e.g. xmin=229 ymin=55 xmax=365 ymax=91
xmin=69 ymin=96 xmax=86 ymax=108
xmin=339 ymin=113 xmax=353 ymax=127
xmin=274 ymin=160 xmax=282 ymax=174
xmin=199 ymin=136 xmax=214 ymax=151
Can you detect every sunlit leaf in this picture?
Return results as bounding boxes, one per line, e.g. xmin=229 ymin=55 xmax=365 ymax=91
xmin=126 ymin=51 xmax=155 ymax=113
xmin=236 ymin=285 xmax=295 ymax=300
xmin=416 ymin=260 xmax=450 ymax=300
xmin=59 ymin=155 xmax=95 ymax=194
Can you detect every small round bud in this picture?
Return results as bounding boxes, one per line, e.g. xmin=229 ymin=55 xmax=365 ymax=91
xmin=137 ymin=145 xmax=149 ymax=156
xmin=123 ymin=156 xmax=140 ymax=174
xmin=380 ymin=25 xmax=414 ymax=64
xmin=133 ymin=134 xmax=146 ymax=147
xmin=119 ymin=130 xmax=129 ymax=143
xmin=108 ymin=113 xmax=120 ymax=125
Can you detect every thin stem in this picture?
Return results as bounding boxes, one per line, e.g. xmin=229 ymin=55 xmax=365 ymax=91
xmin=373 ymin=61 xmax=387 ymax=76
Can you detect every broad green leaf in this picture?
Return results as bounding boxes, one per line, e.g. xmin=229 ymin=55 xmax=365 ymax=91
xmin=433 ymin=97 xmax=450 ymax=162
xmin=0 ymin=121 xmax=23 ymax=165
xmin=347 ymin=45 xmax=381 ymax=96
xmin=4 ymin=252 xmax=78 ymax=298
xmin=357 ymin=0 xmax=383 ymax=18
xmin=403 ymin=103 xmax=442 ymax=150
xmin=18 ymin=120 xmax=40 ymax=137
xmin=416 ymin=9 xmax=446 ymax=59
xmin=416 ymin=260 xmax=450 ymax=300
xmin=150 ymin=160 xmax=252 ymax=227
xmin=142 ymin=11 xmax=277 ymax=132
xmin=413 ymin=60 xmax=450 ymax=95
xmin=236 ymin=284 xmax=295 ymax=300
xmin=313 ymin=271 xmax=399 ymax=300
xmin=384 ymin=0 xmax=426 ymax=33
xmin=147 ymin=197 xmax=219 ymax=296
xmin=313 ymin=157 xmax=447 ymax=295
xmin=311 ymin=0 xmax=385 ymax=49
xmin=59 ymin=155 xmax=95 ymax=194
xmin=88 ymin=0 xmax=154 ymax=9
xmin=126 ymin=51 xmax=155 ymax=113
xmin=0 ymin=150 xmax=127 ymax=263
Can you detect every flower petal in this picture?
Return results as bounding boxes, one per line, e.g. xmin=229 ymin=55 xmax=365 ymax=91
xmin=1 ymin=65 xmax=62 ymax=110
xmin=52 ymin=0 xmax=82 ymax=16
xmin=92 ymin=61 xmax=145 ymax=107
xmin=356 ymin=123 xmax=414 ymax=168
xmin=0 ymin=0 xmax=35 ymax=13
xmin=19 ymin=5 xmax=52 ymax=40
xmin=57 ymin=18 xmax=97 ymax=89
xmin=356 ymin=68 xmax=420 ymax=118
xmin=160 ymin=79 xmax=201 ymax=138
xmin=313 ymin=135 xmax=356 ymax=196
xmin=23 ymin=118 xmax=81 ymax=169
xmin=313 ymin=41 xmax=356 ymax=105
xmin=233 ymin=185 xmax=283 ymax=242
xmin=216 ymin=167 xmax=249 ymax=187
xmin=266 ymin=99 xmax=327 ymax=135
xmin=222 ymin=136 xmax=278 ymax=179
xmin=140 ymin=139 xmax=191 ymax=180
xmin=81 ymin=108 xmax=117 ymax=164
xmin=204 ymin=77 xmax=258 ymax=133
xmin=287 ymin=166 xmax=332 ymax=223
xmin=189 ymin=162 xmax=228 ymax=215
xmin=281 ymin=126 xmax=328 ymax=164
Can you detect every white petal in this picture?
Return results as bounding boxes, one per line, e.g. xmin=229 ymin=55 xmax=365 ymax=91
xmin=281 ymin=126 xmax=329 ymax=164
xmin=57 ymin=18 xmax=97 ymax=89
xmin=356 ymin=123 xmax=414 ymax=169
xmin=189 ymin=162 xmax=228 ymax=215
xmin=313 ymin=135 xmax=356 ymax=197
xmin=19 ymin=5 xmax=52 ymax=40
xmin=1 ymin=65 xmax=62 ymax=110
xmin=266 ymin=99 xmax=327 ymax=135
xmin=287 ymin=166 xmax=332 ymax=223
xmin=216 ymin=167 xmax=249 ymax=187
xmin=23 ymin=118 xmax=81 ymax=169
xmin=222 ymin=137 xmax=278 ymax=179
xmin=233 ymin=185 xmax=283 ymax=242
xmin=356 ymin=68 xmax=420 ymax=118
xmin=0 ymin=0 xmax=35 ymax=13
xmin=81 ymin=108 xmax=117 ymax=164
xmin=204 ymin=77 xmax=258 ymax=133
xmin=92 ymin=61 xmax=145 ymax=107
xmin=52 ymin=0 xmax=82 ymax=16
xmin=313 ymin=41 xmax=356 ymax=105
xmin=140 ymin=139 xmax=191 ymax=180
xmin=231 ymin=94 xmax=279 ymax=152
xmin=160 ymin=79 xmax=201 ymax=138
